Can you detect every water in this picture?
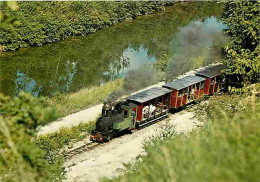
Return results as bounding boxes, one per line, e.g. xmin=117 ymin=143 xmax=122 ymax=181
xmin=0 ymin=2 xmax=225 ymax=97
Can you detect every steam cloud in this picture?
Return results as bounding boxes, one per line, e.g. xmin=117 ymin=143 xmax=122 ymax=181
xmin=166 ymin=19 xmax=228 ymax=81
xmin=105 ymin=65 xmax=164 ymax=104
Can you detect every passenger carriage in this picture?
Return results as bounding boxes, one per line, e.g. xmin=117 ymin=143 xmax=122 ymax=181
xmin=163 ymin=76 xmax=206 ymax=109
xmin=126 ymin=87 xmax=171 ymax=128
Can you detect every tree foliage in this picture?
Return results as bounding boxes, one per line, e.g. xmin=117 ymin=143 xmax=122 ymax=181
xmin=0 ymin=1 xmax=168 ymax=51
xmin=0 ymin=93 xmax=63 ymax=182
xmin=221 ymin=1 xmax=260 ymax=84
xmin=0 ymin=2 xmax=19 ymax=26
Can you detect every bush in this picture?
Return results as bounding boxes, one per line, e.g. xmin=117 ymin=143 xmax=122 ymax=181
xmin=221 ymin=1 xmax=260 ymax=84
xmin=0 ymin=93 xmax=63 ymax=182
xmin=0 ymin=92 xmax=57 ymax=131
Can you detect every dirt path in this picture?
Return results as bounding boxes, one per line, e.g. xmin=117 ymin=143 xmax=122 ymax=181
xmin=64 ymin=109 xmax=201 ymax=182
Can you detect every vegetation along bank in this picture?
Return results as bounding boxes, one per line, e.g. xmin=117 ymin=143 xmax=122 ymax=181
xmin=0 ymin=1 xmax=172 ymax=51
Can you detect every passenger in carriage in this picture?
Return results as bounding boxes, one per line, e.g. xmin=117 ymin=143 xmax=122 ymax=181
xmin=142 ymin=106 xmax=149 ymax=118
xmin=149 ymin=104 xmax=156 ymax=117
xmin=142 ymin=104 xmax=157 ymax=118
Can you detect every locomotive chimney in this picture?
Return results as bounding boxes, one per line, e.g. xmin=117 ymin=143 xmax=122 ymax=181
xmin=107 ymin=110 xmax=112 ymax=117
xmin=102 ymin=107 xmax=106 ymax=117
xmin=102 ymin=104 xmax=108 ymax=117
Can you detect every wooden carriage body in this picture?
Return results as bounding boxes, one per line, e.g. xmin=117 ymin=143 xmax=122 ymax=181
xmin=126 ymin=87 xmax=171 ymax=124
xmin=163 ymin=76 xmax=206 ymax=109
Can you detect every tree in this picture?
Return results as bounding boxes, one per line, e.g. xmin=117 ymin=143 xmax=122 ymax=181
xmin=221 ymin=1 xmax=260 ymax=85
xmin=0 ymin=93 xmax=63 ymax=182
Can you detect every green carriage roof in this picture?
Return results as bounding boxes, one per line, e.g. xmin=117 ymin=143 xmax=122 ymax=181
xmin=163 ymin=75 xmax=206 ymax=91
xmin=126 ymin=87 xmax=172 ymax=104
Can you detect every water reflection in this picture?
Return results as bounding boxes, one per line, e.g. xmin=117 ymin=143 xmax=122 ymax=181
xmin=0 ymin=2 xmax=224 ymax=97
xmin=107 ymin=46 xmax=156 ymax=80
xmin=50 ymin=61 xmax=77 ymax=94
xmin=15 ymin=71 xmax=43 ymax=97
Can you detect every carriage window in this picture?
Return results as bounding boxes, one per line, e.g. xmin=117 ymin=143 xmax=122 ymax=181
xmin=124 ymin=110 xmax=129 ymax=117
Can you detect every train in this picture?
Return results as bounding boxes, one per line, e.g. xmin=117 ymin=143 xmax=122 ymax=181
xmin=90 ymin=64 xmax=223 ymax=142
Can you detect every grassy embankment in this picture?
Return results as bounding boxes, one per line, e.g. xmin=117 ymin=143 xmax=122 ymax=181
xmin=45 ymin=79 xmax=122 ymax=119
xmin=105 ymin=84 xmax=260 ymax=182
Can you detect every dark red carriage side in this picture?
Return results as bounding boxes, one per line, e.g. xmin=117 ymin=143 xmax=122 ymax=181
xmin=163 ymin=75 xmax=206 ymax=109
xmin=126 ymin=87 xmax=172 ymax=128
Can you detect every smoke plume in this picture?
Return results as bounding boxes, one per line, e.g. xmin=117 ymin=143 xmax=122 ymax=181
xmin=166 ymin=19 xmax=228 ymax=81
xmin=105 ymin=65 xmax=164 ymax=104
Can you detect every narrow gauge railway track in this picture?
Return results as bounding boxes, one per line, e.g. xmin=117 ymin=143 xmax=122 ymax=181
xmin=65 ymin=101 xmax=197 ymax=161
xmin=65 ymin=113 xmax=171 ymax=161
xmin=65 ymin=141 xmax=101 ymax=160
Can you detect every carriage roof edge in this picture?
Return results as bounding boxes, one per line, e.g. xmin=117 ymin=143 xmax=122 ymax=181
xmin=163 ymin=75 xmax=206 ymax=91
xmin=195 ymin=63 xmax=223 ymax=79
xmin=126 ymin=87 xmax=172 ymax=104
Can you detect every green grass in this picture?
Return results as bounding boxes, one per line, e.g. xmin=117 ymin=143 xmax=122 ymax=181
xmin=106 ymin=84 xmax=260 ymax=182
xmin=45 ymin=79 xmax=122 ymax=119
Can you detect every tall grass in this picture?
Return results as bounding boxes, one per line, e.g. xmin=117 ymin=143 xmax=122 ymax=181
xmin=45 ymin=79 xmax=122 ymax=119
xmin=107 ymin=85 xmax=260 ymax=182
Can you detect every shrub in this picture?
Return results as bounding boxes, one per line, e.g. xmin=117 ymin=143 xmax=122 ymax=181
xmin=0 ymin=94 xmax=63 ymax=182
xmin=0 ymin=92 xmax=57 ymax=132
xmin=221 ymin=1 xmax=260 ymax=84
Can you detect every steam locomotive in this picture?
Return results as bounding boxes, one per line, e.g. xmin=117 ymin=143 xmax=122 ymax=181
xmin=90 ymin=64 xmax=223 ymax=142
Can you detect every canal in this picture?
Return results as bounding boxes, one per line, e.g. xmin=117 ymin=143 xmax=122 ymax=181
xmin=0 ymin=2 xmax=225 ymax=97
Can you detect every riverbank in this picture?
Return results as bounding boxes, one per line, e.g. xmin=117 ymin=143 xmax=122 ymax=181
xmin=0 ymin=1 xmax=170 ymax=51
xmin=44 ymin=79 xmax=122 ymax=120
